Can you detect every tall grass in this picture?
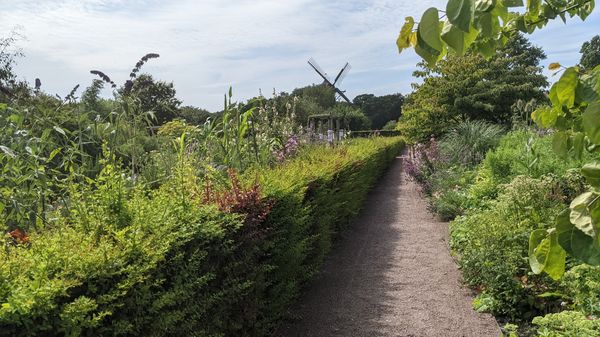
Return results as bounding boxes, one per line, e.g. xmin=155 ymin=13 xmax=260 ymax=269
xmin=439 ymin=120 xmax=505 ymax=167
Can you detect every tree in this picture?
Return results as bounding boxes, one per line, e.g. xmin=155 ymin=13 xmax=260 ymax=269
xmin=123 ymin=74 xmax=182 ymax=125
xmin=291 ymin=84 xmax=336 ymax=110
xmin=398 ymin=34 xmax=547 ymax=142
xmin=0 ymin=30 xmax=24 ymax=102
xmin=580 ymin=35 xmax=600 ymax=70
xmin=352 ymin=93 xmax=404 ymax=129
xmin=326 ymin=104 xmax=371 ymax=131
xmin=179 ymin=105 xmax=212 ymax=125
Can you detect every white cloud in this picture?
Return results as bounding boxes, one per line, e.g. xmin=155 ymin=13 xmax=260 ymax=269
xmin=1 ymin=0 xmax=598 ymax=110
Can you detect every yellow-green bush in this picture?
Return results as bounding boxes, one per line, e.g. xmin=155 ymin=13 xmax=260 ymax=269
xmin=0 ymin=137 xmax=404 ymax=337
xmin=533 ymin=311 xmax=600 ymax=337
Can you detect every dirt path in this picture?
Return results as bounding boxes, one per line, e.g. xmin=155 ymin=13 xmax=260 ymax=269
xmin=274 ymin=155 xmax=501 ymax=337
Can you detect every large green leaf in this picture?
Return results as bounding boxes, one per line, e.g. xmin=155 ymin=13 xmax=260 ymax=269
xmin=552 ymin=131 xmax=569 ymax=158
xmin=556 ymin=209 xmax=600 ymax=265
xmin=529 ymin=229 xmax=549 ymax=274
xmin=583 ymin=102 xmax=600 ymax=145
xmin=419 ymin=8 xmax=443 ymax=52
xmin=555 ymin=67 xmax=579 ymax=108
xmin=475 ymin=11 xmax=500 ymax=37
xmin=572 ymin=132 xmax=585 ymax=161
xmin=529 ymin=229 xmax=566 ymax=280
xmin=531 ymin=106 xmax=558 ymax=128
xmin=440 ymin=23 xmax=479 ymax=56
xmin=570 ymin=191 xmax=597 ymax=237
xmin=447 ymin=0 xmax=474 ymax=32
xmin=577 ymin=70 xmax=600 ymax=103
xmin=581 ymin=161 xmax=600 ymax=187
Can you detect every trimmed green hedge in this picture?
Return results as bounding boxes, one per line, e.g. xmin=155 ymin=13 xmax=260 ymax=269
xmin=0 ymin=137 xmax=404 ymax=337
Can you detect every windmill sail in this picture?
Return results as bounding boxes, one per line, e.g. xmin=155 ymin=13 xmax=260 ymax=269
xmin=307 ymin=57 xmax=352 ymax=104
xmin=333 ymin=62 xmax=351 ymax=85
xmin=308 ymin=58 xmax=332 ymax=85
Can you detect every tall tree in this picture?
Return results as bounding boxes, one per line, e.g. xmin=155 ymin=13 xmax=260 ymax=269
xmin=123 ymin=74 xmax=182 ymax=125
xmin=352 ymin=93 xmax=404 ymax=129
xmin=398 ymin=34 xmax=547 ymax=142
xmin=580 ymin=35 xmax=600 ymax=70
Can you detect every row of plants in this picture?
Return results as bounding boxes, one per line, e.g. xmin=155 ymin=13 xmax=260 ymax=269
xmin=405 ymin=124 xmax=600 ymax=335
xmin=0 ymin=136 xmax=404 ymax=336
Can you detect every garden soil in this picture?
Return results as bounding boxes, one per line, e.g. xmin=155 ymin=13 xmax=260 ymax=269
xmin=274 ymin=155 xmax=501 ymax=337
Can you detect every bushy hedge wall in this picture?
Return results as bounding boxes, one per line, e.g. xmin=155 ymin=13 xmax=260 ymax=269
xmin=0 ymin=137 xmax=404 ymax=337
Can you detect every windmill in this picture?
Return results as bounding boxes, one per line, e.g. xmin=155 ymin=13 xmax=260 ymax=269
xmin=307 ymin=58 xmax=352 ymax=104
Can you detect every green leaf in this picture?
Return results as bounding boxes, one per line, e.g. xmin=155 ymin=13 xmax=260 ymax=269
xmin=415 ymin=28 xmax=443 ymax=65
xmin=0 ymin=145 xmax=16 ymax=159
xmin=441 ymin=22 xmax=466 ymax=55
xmin=583 ymin=102 xmax=600 ymax=145
xmin=545 ymin=231 xmax=566 ymax=280
xmin=555 ymin=67 xmax=579 ymax=108
xmin=447 ymin=0 xmax=474 ymax=32
xmin=397 ymin=17 xmax=416 ymax=52
xmin=475 ymin=12 xmax=500 ymax=37
xmin=419 ymin=8 xmax=443 ymax=52
xmin=529 ymin=229 xmax=566 ymax=280
xmin=572 ymin=132 xmax=584 ymax=161
xmin=473 ymin=38 xmax=496 ymax=58
xmin=475 ymin=0 xmax=495 ymax=12
xmin=582 ymin=161 xmax=600 ymax=187
xmin=577 ymin=68 xmax=600 ymax=103
xmin=48 ymin=148 xmax=62 ymax=162
xmin=529 ymin=229 xmax=549 ymax=274
xmin=527 ymin=0 xmax=541 ymax=14
xmin=570 ymin=191 xmax=597 ymax=237
xmin=53 ymin=126 xmax=67 ymax=136
xmin=531 ymin=106 xmax=558 ymax=128
xmin=552 ymin=131 xmax=569 ymax=158
xmin=556 ymin=209 xmax=600 ymax=265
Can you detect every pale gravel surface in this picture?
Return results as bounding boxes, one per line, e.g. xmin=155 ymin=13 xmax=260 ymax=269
xmin=273 ymin=155 xmax=502 ymax=337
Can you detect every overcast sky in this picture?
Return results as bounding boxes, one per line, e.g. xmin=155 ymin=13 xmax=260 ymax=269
xmin=1 ymin=0 xmax=598 ymax=111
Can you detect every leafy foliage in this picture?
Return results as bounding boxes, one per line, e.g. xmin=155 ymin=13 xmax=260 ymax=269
xmin=580 ymin=35 xmax=600 ymax=70
xmin=397 ymin=0 xmax=595 ymax=64
xmin=0 ymin=137 xmax=404 ymax=337
xmin=352 ymin=93 xmax=404 ymax=129
xmin=439 ymin=120 xmax=505 ymax=166
xmin=397 ymin=34 xmax=547 ymax=142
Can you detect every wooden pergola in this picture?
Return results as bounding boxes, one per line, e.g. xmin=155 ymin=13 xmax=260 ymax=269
xmin=307 ymin=113 xmax=346 ymax=144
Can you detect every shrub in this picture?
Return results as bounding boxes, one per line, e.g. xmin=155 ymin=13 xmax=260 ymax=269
xmin=562 ymin=265 xmax=600 ymax=317
xmin=450 ymin=174 xmax=572 ymax=318
xmin=469 ymin=130 xmax=583 ymax=202
xmin=0 ymin=137 xmax=404 ymax=337
xmin=533 ymin=311 xmax=600 ymax=337
xmin=439 ymin=120 xmax=505 ymax=167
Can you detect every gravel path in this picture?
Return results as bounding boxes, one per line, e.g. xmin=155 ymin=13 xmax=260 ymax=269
xmin=274 ymin=155 xmax=501 ymax=337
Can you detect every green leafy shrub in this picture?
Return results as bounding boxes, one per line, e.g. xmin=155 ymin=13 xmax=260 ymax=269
xmin=533 ymin=311 xmax=600 ymax=337
xmin=428 ymin=165 xmax=475 ymax=220
xmin=562 ymin=265 xmax=600 ymax=317
xmin=0 ymin=137 xmax=404 ymax=337
xmin=450 ymin=174 xmax=572 ymax=318
xmin=469 ymin=130 xmax=583 ymax=202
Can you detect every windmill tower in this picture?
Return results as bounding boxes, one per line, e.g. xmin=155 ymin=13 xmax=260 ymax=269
xmin=307 ymin=58 xmax=352 ymax=104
